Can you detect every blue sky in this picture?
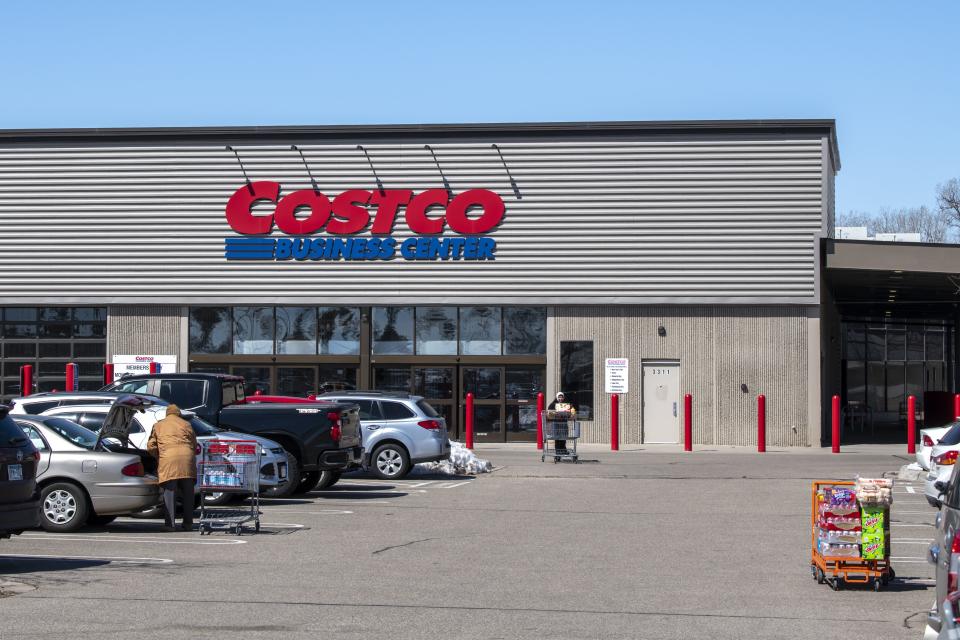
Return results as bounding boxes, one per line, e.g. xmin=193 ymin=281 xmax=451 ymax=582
xmin=1 ymin=1 xmax=957 ymax=215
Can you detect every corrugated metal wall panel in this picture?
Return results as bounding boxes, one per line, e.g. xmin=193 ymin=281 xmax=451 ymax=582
xmin=554 ymin=306 xmax=809 ymax=446
xmin=0 ymin=136 xmax=826 ymax=304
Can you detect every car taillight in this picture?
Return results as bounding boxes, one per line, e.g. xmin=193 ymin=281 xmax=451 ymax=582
xmin=327 ymin=412 xmax=341 ymax=443
xmin=121 ymin=461 xmax=144 ymax=477
xmin=418 ymin=420 xmax=442 ymax=430
xmin=923 ymin=435 xmax=935 ymax=447
xmin=945 ymin=590 xmax=960 ymax=624
xmin=936 ymin=451 xmax=959 ymax=466
xmin=949 ymin=531 xmax=960 ymax=593
xmin=31 ymin=450 xmax=41 ymax=461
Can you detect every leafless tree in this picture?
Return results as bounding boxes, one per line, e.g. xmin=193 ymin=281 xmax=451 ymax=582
xmin=836 ymin=206 xmax=954 ymax=243
xmin=938 ymin=178 xmax=960 ymax=226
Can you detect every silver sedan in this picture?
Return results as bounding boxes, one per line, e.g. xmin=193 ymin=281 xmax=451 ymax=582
xmin=11 ymin=415 xmax=160 ymax=532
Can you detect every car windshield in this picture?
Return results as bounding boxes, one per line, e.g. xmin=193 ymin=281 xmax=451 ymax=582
xmin=42 ymin=418 xmax=98 ymax=449
xmin=189 ymin=416 xmax=221 ymax=436
xmin=936 ymin=421 xmax=960 ymax=447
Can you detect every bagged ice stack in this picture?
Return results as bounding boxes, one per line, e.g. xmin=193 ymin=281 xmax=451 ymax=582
xmin=412 ymin=441 xmax=493 ymax=476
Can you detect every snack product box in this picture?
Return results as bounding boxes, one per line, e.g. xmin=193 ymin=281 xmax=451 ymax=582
xmin=861 ymin=533 xmax=886 ymax=560
xmin=861 ymin=506 xmax=887 ymax=535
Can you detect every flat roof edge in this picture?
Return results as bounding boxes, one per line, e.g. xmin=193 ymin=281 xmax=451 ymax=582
xmin=0 ymin=118 xmax=840 ymax=167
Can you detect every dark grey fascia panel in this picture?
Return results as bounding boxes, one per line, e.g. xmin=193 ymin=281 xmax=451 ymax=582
xmin=0 ymin=118 xmax=841 ymax=170
xmin=825 ymin=238 xmax=960 ymax=274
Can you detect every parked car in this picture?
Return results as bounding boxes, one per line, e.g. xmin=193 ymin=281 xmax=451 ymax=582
xmin=12 ymin=413 xmax=161 ymax=532
xmin=919 ymin=423 xmax=956 ymax=471
xmin=926 ymin=460 xmax=960 ymax=638
xmin=925 ymin=422 xmax=960 ymax=507
xmin=318 ymin=391 xmax=450 ymax=480
xmin=10 ymin=391 xmax=119 ymax=416
xmin=102 ymin=374 xmax=362 ymax=497
xmin=0 ymin=405 xmax=40 ymax=539
xmin=40 ymin=400 xmax=289 ymax=504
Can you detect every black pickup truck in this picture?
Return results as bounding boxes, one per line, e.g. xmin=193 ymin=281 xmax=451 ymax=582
xmin=102 ymin=373 xmax=361 ymax=497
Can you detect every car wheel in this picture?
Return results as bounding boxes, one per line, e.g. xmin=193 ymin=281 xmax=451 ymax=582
xmin=292 ymin=471 xmax=320 ymax=494
xmin=88 ymin=515 xmax=117 ymax=527
xmin=315 ymin=470 xmax=341 ymax=490
xmin=371 ymin=444 xmax=410 ymax=480
xmin=262 ymin=450 xmax=300 ymax=499
xmin=40 ymin=482 xmax=90 ymax=533
xmin=203 ymin=492 xmax=236 ymax=506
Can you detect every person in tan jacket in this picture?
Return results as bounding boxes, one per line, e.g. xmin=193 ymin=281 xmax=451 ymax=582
xmin=147 ymin=405 xmax=198 ymax=532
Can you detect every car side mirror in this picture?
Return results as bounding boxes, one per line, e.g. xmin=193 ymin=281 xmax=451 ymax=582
xmin=936 ymin=480 xmax=950 ymax=495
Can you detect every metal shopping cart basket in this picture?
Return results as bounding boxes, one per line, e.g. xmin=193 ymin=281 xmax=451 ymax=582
xmin=197 ymin=439 xmax=262 ymax=535
xmin=540 ymin=410 xmax=580 ymax=463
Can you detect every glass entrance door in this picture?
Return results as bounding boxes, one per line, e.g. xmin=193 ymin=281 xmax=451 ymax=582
xmin=414 ymin=367 xmax=456 ymax=439
xmin=505 ymin=367 xmax=544 ymax=442
xmin=461 ymin=367 xmax=504 ymax=443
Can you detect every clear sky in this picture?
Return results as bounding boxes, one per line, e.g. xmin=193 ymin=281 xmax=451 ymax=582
xmin=1 ymin=1 xmax=957 ymax=215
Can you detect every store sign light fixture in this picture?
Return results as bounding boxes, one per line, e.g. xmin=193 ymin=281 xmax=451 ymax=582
xmin=223 ymin=183 xmax=505 ymax=263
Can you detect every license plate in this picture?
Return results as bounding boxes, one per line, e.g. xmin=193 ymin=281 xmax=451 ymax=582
xmin=278 ymin=464 xmax=287 ymax=480
xmin=8 ymin=464 xmax=22 ymax=481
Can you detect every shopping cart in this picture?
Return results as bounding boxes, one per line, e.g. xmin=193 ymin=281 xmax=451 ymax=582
xmin=540 ymin=410 xmax=580 ymax=463
xmin=197 ymin=439 xmax=262 ymax=535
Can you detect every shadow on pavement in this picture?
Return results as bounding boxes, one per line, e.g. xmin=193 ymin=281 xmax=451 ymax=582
xmin=0 ymin=556 xmax=110 ymax=574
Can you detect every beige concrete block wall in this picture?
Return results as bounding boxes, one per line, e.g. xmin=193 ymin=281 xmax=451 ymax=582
xmin=107 ymin=306 xmax=184 ymax=364
xmin=552 ymin=306 xmax=815 ymax=447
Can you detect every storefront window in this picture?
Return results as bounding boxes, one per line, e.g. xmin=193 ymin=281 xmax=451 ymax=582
xmin=503 ymin=307 xmax=546 ymax=355
xmin=276 ymin=307 xmax=317 ymax=355
xmin=907 ymin=325 xmax=924 ymax=361
xmin=374 ymin=366 xmax=412 ymax=392
xmin=318 ymin=307 xmax=360 ymax=355
xmin=189 ymin=307 xmax=231 ymax=354
xmin=277 ymin=367 xmax=315 ymax=396
xmin=318 ymin=365 xmax=358 ymax=392
xmin=233 ymin=307 xmax=274 ymax=354
xmin=460 ymin=307 xmax=501 ymax=355
xmin=414 ymin=367 xmax=454 ymax=398
xmin=232 ymin=366 xmax=271 ymax=396
xmin=927 ymin=330 xmax=945 ymax=361
xmin=560 ymin=341 xmax=594 ymax=420
xmin=373 ymin=307 xmax=414 ymax=355
xmin=506 ymin=368 xmax=544 ymax=400
xmin=416 ymin=308 xmax=457 ymax=355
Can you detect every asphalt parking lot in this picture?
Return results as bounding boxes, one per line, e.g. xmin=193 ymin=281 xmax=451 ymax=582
xmin=0 ymin=445 xmax=939 ymax=639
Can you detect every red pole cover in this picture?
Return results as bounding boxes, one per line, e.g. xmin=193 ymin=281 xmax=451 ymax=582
xmin=65 ymin=362 xmax=78 ymax=392
xmin=20 ymin=364 xmax=33 ymax=397
xmin=149 ymin=361 xmax=160 ymax=374
xmin=103 ymin=363 xmax=114 ymax=387
xmin=611 ymin=393 xmax=620 ymax=451
xmin=907 ymin=395 xmax=917 ymax=455
xmin=955 ymin=393 xmax=960 ymax=421
xmin=536 ymin=392 xmax=545 ymax=450
xmin=831 ymin=395 xmax=841 ymax=453
xmin=683 ymin=394 xmax=692 ymax=451
xmin=757 ymin=394 xmax=766 ymax=453
xmin=465 ymin=392 xmax=475 ymax=450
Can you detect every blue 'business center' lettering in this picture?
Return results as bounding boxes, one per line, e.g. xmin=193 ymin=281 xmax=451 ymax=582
xmin=225 ymin=236 xmax=496 ymax=262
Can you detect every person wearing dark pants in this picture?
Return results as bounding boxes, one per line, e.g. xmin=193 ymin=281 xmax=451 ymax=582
xmin=548 ymin=392 xmax=577 ymax=454
xmin=147 ymin=404 xmax=198 ymax=532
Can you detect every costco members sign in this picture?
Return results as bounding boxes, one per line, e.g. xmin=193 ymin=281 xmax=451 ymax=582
xmin=224 ymin=182 xmax=505 ymax=262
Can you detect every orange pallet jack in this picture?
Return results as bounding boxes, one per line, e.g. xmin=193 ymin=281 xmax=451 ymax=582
xmin=810 ymin=480 xmax=894 ymax=591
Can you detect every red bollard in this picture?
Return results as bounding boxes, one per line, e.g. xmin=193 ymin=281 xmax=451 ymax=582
xmin=955 ymin=393 xmax=960 ymax=420
xmin=19 ymin=364 xmax=33 ymax=396
xmin=907 ymin=395 xmax=917 ymax=455
xmin=611 ymin=393 xmax=620 ymax=451
xmin=683 ymin=394 xmax=692 ymax=451
xmin=465 ymin=392 xmax=475 ymax=450
xmin=757 ymin=394 xmax=766 ymax=453
xmin=149 ymin=361 xmax=159 ymax=374
xmin=65 ymin=362 xmax=78 ymax=391
xmin=831 ymin=395 xmax=841 ymax=453
xmin=103 ymin=363 xmax=114 ymax=387
xmin=536 ymin=392 xmax=544 ymax=450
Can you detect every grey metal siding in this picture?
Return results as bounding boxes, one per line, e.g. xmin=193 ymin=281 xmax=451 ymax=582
xmin=107 ymin=305 xmax=182 ymax=361
xmin=553 ymin=305 xmax=810 ymax=446
xmin=0 ymin=135 xmax=827 ymax=305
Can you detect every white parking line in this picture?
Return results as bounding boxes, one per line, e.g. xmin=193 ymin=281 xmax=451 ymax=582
xmin=0 ymin=553 xmax=173 ymax=565
xmin=259 ymin=522 xmax=306 ymax=528
xmin=906 ymin=486 xmax=916 ymax=493
xmin=16 ymin=533 xmax=246 ymax=545
xmin=442 ymin=481 xmax=471 ymax=489
xmin=892 ymin=523 xmax=935 ymax=527
xmin=262 ymin=508 xmax=353 ymax=516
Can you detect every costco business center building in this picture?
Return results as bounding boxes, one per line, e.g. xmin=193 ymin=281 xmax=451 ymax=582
xmin=0 ymin=120 xmax=842 ymax=447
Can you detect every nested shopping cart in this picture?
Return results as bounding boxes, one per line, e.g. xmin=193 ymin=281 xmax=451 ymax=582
xmin=540 ymin=410 xmax=580 ymax=463
xmin=197 ymin=439 xmax=262 ymax=535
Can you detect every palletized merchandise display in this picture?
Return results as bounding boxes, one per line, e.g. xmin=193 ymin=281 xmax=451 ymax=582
xmin=197 ymin=439 xmax=262 ymax=535
xmin=810 ymin=479 xmax=894 ymax=591
xmin=540 ymin=410 xmax=580 ymax=463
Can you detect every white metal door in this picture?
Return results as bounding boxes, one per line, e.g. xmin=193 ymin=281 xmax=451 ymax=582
xmin=642 ymin=362 xmax=680 ymax=443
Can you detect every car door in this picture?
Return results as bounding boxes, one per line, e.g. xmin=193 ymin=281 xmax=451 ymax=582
xmin=328 ymin=399 xmax=382 ymax=449
xmin=16 ymin=423 xmax=51 ymax=476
